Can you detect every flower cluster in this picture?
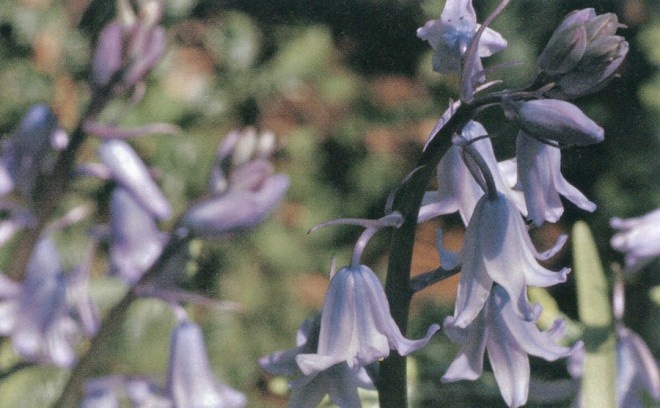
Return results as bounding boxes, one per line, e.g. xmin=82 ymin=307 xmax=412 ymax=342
xmin=261 ymin=1 xmax=628 ymax=407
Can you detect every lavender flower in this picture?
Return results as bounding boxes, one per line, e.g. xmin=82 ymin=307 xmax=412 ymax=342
xmin=515 ymin=132 xmax=596 ymax=226
xmin=182 ymin=130 xmax=288 ymax=237
xmin=91 ymin=0 xmax=166 ymax=92
xmin=452 ymin=192 xmax=569 ymax=328
xmin=0 ymin=238 xmax=79 ymax=367
xmin=259 ymin=317 xmax=375 ymax=408
xmin=610 ymin=208 xmax=660 ymax=272
xmin=616 ymin=326 xmax=660 ymax=407
xmin=0 ymin=104 xmax=61 ymax=198
xmin=295 ymin=264 xmax=439 ymax=376
xmin=421 ymin=120 xmax=526 ymax=225
xmin=166 ymin=320 xmax=246 ymax=408
xmin=443 ymin=285 xmax=582 ymax=408
xmin=417 ymin=0 xmax=507 ymax=77
xmin=98 ymin=139 xmax=172 ymax=220
xmin=109 ymin=187 xmax=166 ymax=284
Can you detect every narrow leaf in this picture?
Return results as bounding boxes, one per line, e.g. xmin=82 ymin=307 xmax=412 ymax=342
xmin=572 ymin=221 xmax=616 ymax=408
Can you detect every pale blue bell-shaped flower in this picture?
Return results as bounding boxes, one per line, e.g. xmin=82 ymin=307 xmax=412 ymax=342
xmin=295 ymin=264 xmax=439 ymax=376
xmin=98 ymin=139 xmax=172 ymax=220
xmin=167 ymin=320 xmax=246 ymax=408
xmin=515 ymin=132 xmax=596 ymax=226
xmin=610 ymin=208 xmax=660 ymax=273
xmin=0 ymin=238 xmax=80 ymax=367
xmin=259 ymin=317 xmax=374 ymax=408
xmin=109 ymin=187 xmax=166 ymax=284
xmin=421 ymin=120 xmax=526 ymax=225
xmin=443 ymin=285 xmax=582 ymax=408
xmin=616 ymin=326 xmax=660 ymax=407
xmin=417 ymin=0 xmax=507 ymax=76
xmin=452 ymin=192 xmax=569 ymax=328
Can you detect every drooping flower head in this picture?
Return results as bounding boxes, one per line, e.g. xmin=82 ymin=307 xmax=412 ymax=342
xmin=443 ymin=285 xmax=583 ymax=408
xmin=167 ymin=320 xmax=246 ymax=408
xmin=514 ymin=132 xmax=596 ymax=226
xmin=452 ymin=192 xmax=569 ymax=328
xmin=295 ymin=264 xmax=439 ymax=376
xmin=259 ymin=316 xmax=375 ymax=408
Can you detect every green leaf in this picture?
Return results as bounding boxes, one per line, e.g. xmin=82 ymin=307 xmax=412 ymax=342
xmin=572 ymin=221 xmax=616 ymax=408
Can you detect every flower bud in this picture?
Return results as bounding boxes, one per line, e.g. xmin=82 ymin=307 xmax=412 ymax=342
xmin=503 ymin=98 xmax=604 ymax=146
xmin=537 ymin=9 xmax=627 ymax=99
xmin=536 ymin=9 xmax=595 ymax=76
xmin=91 ymin=23 xmax=124 ymax=89
xmin=554 ymin=35 xmax=628 ymax=99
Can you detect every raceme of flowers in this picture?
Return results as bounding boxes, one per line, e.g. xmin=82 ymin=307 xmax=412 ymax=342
xmin=261 ymin=1 xmax=628 ymax=407
xmin=0 ymin=0 xmax=642 ymax=407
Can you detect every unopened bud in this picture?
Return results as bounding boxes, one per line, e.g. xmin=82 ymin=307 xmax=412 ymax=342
xmin=91 ymin=23 xmax=124 ymax=88
xmin=503 ymin=98 xmax=604 ymax=146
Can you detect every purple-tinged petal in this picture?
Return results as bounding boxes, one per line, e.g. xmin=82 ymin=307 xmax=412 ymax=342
xmin=91 ymin=22 xmax=124 ymax=88
xmin=494 ymin=289 xmax=582 ymax=361
xmin=617 ymin=326 xmax=660 ymax=405
xmin=503 ymin=99 xmax=604 ymax=147
xmin=182 ymin=174 xmax=289 ymax=237
xmin=442 ymin=312 xmax=488 ymax=381
xmin=99 ymin=139 xmax=171 ymax=220
xmin=109 ymin=187 xmax=165 ymax=283
xmin=166 ymin=320 xmax=246 ymax=408
xmin=290 ymin=363 xmax=363 ymax=408
xmin=610 ymin=208 xmax=660 ymax=272
xmin=517 ymin=133 xmax=595 ymax=226
xmin=477 ymin=26 xmax=508 ymax=57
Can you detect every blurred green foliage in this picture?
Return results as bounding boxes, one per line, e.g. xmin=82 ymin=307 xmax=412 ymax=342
xmin=0 ymin=0 xmax=658 ymax=406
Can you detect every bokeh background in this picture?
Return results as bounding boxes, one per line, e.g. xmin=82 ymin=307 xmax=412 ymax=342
xmin=0 ymin=0 xmax=658 ymax=406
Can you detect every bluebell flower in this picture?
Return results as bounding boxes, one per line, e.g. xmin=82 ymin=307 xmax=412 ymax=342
xmin=166 ymin=320 xmax=246 ymax=408
xmin=91 ymin=0 xmax=165 ymax=92
xmin=295 ymin=264 xmax=439 ymax=376
xmin=514 ymin=132 xmax=596 ymax=226
xmin=443 ymin=285 xmax=582 ymax=408
xmin=610 ymin=208 xmax=660 ymax=272
xmin=98 ymin=139 xmax=172 ymax=220
xmin=0 ymin=238 xmax=80 ymax=367
xmin=452 ymin=192 xmax=569 ymax=328
xmin=182 ymin=130 xmax=288 ymax=238
xmin=0 ymin=104 xmax=62 ymax=198
xmin=109 ymin=187 xmax=166 ymax=283
xmin=421 ymin=120 xmax=526 ymax=225
xmin=417 ymin=0 xmax=506 ymax=76
xmin=259 ymin=317 xmax=375 ymax=408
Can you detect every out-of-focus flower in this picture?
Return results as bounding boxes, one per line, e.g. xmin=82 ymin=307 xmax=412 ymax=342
xmin=295 ymin=264 xmax=439 ymax=376
xmin=166 ymin=320 xmax=246 ymax=408
xmin=98 ymin=139 xmax=172 ymax=220
xmin=610 ymin=208 xmax=660 ymax=272
xmin=451 ymin=192 xmax=569 ymax=328
xmin=109 ymin=187 xmax=166 ymax=284
xmin=0 ymin=104 xmax=64 ymax=198
xmin=443 ymin=285 xmax=582 ymax=408
xmin=91 ymin=0 xmax=166 ymax=93
xmin=259 ymin=317 xmax=375 ymax=408
xmin=417 ymin=0 xmax=506 ymax=77
xmin=616 ymin=326 xmax=660 ymax=407
xmin=0 ymin=238 xmax=79 ymax=367
xmin=536 ymin=9 xmax=628 ymax=99
xmin=421 ymin=120 xmax=526 ymax=225
xmin=182 ymin=129 xmax=288 ymax=238
xmin=502 ymin=98 xmax=604 ymax=147
xmin=514 ymin=132 xmax=596 ymax=226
